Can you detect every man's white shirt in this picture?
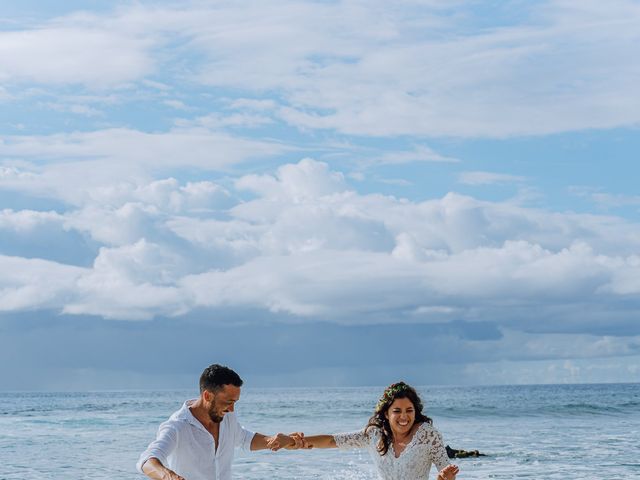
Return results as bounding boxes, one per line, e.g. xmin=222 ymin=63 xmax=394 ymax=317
xmin=137 ymin=399 xmax=255 ymax=480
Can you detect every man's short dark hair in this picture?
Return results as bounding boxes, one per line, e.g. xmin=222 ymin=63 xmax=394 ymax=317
xmin=199 ymin=364 xmax=243 ymax=393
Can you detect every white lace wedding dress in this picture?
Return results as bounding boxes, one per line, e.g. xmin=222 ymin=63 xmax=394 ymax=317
xmin=334 ymin=422 xmax=450 ymax=479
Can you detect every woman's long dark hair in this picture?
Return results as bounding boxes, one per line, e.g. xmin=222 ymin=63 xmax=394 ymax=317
xmin=365 ymin=382 xmax=432 ymax=456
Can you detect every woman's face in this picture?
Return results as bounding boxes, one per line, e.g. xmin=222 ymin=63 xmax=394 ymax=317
xmin=385 ymin=397 xmax=416 ymax=436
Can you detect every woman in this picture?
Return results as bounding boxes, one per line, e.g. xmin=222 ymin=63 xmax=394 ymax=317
xmin=299 ymin=382 xmax=459 ymax=480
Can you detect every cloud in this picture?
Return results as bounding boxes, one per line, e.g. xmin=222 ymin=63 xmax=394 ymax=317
xmin=235 ymin=158 xmax=347 ymax=204
xmin=569 ymin=186 xmax=640 ymax=214
xmin=2 ymin=159 xmax=638 ymax=333
xmin=40 ymin=101 xmax=104 ymax=117
xmin=228 ymin=98 xmax=278 ymax=111
xmin=0 ymin=208 xmax=62 ymax=232
xmin=61 ymin=179 xmax=235 ymax=248
xmin=4 ymin=1 xmax=639 ymax=137
xmin=458 ymin=171 xmax=527 ymax=185
xmin=0 ymin=254 xmax=86 ymax=311
xmin=163 ymin=99 xmax=190 ymax=110
xmin=1 ymin=157 xmax=640 ymax=390
xmin=190 ymin=0 xmax=639 ymax=137
xmin=0 ymin=26 xmax=153 ymax=88
xmin=366 ymin=145 xmax=460 ymax=167
xmin=0 ymin=128 xmax=286 ymax=169
xmin=590 ymin=193 xmax=640 ymax=209
xmin=83 ymin=178 xmax=234 ymax=214
xmin=178 ymin=238 xmax=640 ymax=328
xmin=63 ymin=240 xmax=188 ymax=320
xmin=0 ymin=208 xmax=97 ymax=265
xmin=0 ymin=128 xmax=289 ymax=205
xmin=175 ymin=113 xmax=275 ymax=130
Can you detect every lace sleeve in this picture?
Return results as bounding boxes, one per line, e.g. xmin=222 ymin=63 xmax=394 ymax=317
xmin=429 ymin=427 xmax=451 ymax=471
xmin=413 ymin=424 xmax=451 ymax=471
xmin=333 ymin=429 xmax=372 ymax=450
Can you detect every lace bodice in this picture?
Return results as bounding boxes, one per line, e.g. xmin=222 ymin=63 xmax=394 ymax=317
xmin=334 ymin=422 xmax=450 ymax=480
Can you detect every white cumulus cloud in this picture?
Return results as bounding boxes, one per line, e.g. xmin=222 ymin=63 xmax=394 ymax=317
xmin=0 ymin=159 xmax=639 ymax=332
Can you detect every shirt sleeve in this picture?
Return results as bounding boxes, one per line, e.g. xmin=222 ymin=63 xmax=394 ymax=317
xmin=430 ymin=428 xmax=451 ymax=472
xmin=136 ymin=423 xmax=178 ymax=474
xmin=333 ymin=429 xmax=371 ymax=450
xmin=231 ymin=414 xmax=256 ymax=451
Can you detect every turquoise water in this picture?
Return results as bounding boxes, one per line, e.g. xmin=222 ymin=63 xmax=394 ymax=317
xmin=1 ymin=384 xmax=639 ymax=479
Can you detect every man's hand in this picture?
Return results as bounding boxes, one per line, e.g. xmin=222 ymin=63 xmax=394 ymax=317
xmin=285 ymin=432 xmax=310 ymax=450
xmin=141 ymin=457 xmax=185 ymax=480
xmin=161 ymin=472 xmax=186 ymax=480
xmin=437 ymin=464 xmax=459 ymax=480
xmin=266 ymin=432 xmax=295 ymax=451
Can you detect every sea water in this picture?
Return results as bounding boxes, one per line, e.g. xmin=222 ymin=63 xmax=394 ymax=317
xmin=1 ymin=384 xmax=639 ymax=479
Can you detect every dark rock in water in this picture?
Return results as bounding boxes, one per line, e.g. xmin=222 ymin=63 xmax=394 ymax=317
xmin=446 ymin=445 xmax=486 ymax=459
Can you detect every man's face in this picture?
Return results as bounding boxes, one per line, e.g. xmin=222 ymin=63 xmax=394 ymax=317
xmin=205 ymin=384 xmax=241 ymax=423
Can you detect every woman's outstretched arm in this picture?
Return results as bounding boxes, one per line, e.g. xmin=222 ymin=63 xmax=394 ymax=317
xmin=299 ymin=430 xmax=371 ymax=450
xmin=293 ymin=434 xmax=337 ymax=449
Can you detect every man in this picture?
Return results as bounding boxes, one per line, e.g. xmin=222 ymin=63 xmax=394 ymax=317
xmin=137 ymin=364 xmax=302 ymax=480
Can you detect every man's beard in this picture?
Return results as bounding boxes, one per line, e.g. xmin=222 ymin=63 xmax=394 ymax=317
xmin=208 ymin=408 xmax=223 ymax=423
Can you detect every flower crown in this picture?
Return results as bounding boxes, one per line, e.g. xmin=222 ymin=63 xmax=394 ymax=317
xmin=375 ymin=382 xmax=410 ymax=412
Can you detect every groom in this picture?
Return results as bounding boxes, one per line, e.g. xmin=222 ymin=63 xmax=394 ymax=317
xmin=137 ymin=364 xmax=304 ymax=480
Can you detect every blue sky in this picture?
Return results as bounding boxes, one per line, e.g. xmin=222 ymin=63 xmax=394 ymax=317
xmin=1 ymin=0 xmax=639 ymax=390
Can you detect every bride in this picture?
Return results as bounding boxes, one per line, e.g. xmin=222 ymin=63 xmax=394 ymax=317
xmin=293 ymin=382 xmax=459 ymax=480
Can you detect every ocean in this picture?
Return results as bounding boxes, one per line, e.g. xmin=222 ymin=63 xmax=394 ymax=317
xmin=1 ymin=383 xmax=639 ymax=479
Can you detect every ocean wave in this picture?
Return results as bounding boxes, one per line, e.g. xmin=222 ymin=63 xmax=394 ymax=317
xmin=434 ymin=401 xmax=638 ymax=418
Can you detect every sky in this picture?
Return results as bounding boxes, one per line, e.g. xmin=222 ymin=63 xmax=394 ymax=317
xmin=1 ymin=0 xmax=639 ymax=390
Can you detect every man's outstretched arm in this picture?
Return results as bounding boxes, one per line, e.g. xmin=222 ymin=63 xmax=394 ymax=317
xmin=137 ymin=423 xmax=179 ymax=479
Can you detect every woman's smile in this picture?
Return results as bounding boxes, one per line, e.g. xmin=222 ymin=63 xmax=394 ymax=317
xmin=386 ymin=398 xmax=416 ymax=435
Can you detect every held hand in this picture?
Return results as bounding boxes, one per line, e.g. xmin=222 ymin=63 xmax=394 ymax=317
xmin=286 ymin=432 xmax=311 ymax=450
xmin=437 ymin=464 xmax=459 ymax=480
xmin=142 ymin=458 xmax=185 ymax=480
xmin=161 ymin=470 xmax=186 ymax=480
xmin=165 ymin=472 xmax=186 ymax=480
xmin=266 ymin=432 xmax=294 ymax=451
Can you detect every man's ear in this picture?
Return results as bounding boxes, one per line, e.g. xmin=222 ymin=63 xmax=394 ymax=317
xmin=203 ymin=390 xmax=212 ymax=402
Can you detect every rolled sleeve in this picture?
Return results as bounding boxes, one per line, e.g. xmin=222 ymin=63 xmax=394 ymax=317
xmin=238 ymin=425 xmax=255 ymax=452
xmin=136 ymin=423 xmax=178 ymax=474
xmin=230 ymin=414 xmax=255 ymax=451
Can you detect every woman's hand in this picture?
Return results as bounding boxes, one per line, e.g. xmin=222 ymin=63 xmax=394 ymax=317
xmin=266 ymin=433 xmax=293 ymax=451
xmin=437 ymin=464 xmax=459 ymax=480
xmin=286 ymin=432 xmax=311 ymax=449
